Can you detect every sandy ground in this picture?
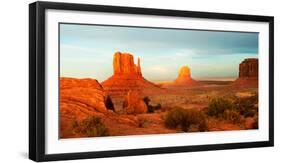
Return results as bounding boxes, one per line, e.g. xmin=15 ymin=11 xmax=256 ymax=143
xmin=60 ymin=80 xmax=258 ymax=138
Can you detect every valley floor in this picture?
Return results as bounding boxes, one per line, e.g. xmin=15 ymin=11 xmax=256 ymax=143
xmin=60 ymin=80 xmax=258 ymax=138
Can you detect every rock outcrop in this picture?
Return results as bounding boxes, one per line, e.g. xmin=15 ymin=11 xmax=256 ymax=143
xmin=123 ymin=90 xmax=148 ymax=114
xmin=60 ymin=77 xmax=109 ymax=138
xmin=102 ymin=52 xmax=164 ymax=96
xmin=175 ymin=65 xmax=198 ymax=84
xmin=60 ymin=77 xmax=108 ymax=113
xmin=59 ymin=78 xmax=171 ymax=138
xmin=234 ymin=58 xmax=258 ymax=87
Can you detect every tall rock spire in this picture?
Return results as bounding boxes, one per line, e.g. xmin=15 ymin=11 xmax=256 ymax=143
xmin=137 ymin=57 xmax=142 ymax=75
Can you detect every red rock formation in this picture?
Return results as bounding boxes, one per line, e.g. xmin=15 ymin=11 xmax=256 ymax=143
xmin=60 ymin=78 xmax=107 ymax=113
xmin=174 ymin=65 xmax=198 ymax=85
xmin=113 ymin=52 xmax=142 ymax=76
xmin=60 ymin=77 xmax=108 ymax=113
xmin=102 ymin=52 xmax=164 ymax=96
xmin=60 ymin=77 xmax=109 ymax=138
xmin=238 ymin=58 xmax=258 ymax=78
xmin=123 ymin=90 xmax=148 ymax=114
xmin=59 ymin=77 xmax=172 ymax=138
xmin=234 ymin=58 xmax=258 ymax=87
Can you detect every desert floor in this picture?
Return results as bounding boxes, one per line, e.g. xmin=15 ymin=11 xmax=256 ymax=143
xmin=60 ymin=80 xmax=258 ymax=138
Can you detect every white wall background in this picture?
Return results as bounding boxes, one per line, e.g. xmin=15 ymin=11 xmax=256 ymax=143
xmin=0 ymin=0 xmax=280 ymax=162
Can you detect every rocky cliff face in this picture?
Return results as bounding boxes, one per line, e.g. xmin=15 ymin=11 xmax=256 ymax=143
xmin=60 ymin=77 xmax=108 ymax=113
xmin=234 ymin=58 xmax=258 ymax=87
xmin=60 ymin=77 xmax=110 ymax=138
xmin=239 ymin=58 xmax=258 ymax=78
xmin=102 ymin=52 xmax=164 ymax=97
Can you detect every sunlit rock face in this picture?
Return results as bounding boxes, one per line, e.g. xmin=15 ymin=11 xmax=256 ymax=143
xmin=175 ymin=66 xmax=192 ymax=83
xmin=234 ymin=58 xmax=258 ymax=87
xmin=175 ymin=65 xmax=197 ymax=85
xmin=102 ymin=52 xmax=163 ymax=97
xmin=59 ymin=77 xmax=109 ymax=138
xmin=123 ymin=90 xmax=148 ymax=114
xmin=113 ymin=52 xmax=142 ymax=77
xmin=60 ymin=77 xmax=108 ymax=114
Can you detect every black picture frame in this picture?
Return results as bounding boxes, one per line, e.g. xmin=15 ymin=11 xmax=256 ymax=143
xmin=29 ymin=1 xmax=274 ymax=162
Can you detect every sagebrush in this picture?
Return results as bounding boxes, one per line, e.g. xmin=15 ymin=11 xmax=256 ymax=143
xmin=164 ymin=107 xmax=208 ymax=132
xmin=72 ymin=116 xmax=109 ymax=137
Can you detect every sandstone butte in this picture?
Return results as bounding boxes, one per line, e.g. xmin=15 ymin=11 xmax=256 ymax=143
xmin=174 ymin=65 xmax=199 ymax=85
xmin=234 ymin=58 xmax=258 ymax=87
xmin=101 ymin=52 xmax=164 ymax=96
xmin=113 ymin=51 xmax=142 ymax=77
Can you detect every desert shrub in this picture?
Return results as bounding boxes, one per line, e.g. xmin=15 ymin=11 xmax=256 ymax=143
xmin=164 ymin=107 xmax=208 ymax=132
xmin=147 ymin=106 xmax=154 ymax=113
xmin=207 ymin=97 xmax=233 ymax=117
xmin=143 ymin=96 xmax=150 ymax=106
xmin=155 ymin=103 xmax=162 ymax=110
xmin=147 ymin=103 xmax=162 ymax=113
xmin=248 ymin=93 xmax=258 ymax=103
xmin=252 ymin=116 xmax=259 ymax=129
xmin=138 ymin=118 xmax=150 ymax=128
xmin=243 ymin=109 xmax=256 ymax=117
xmin=233 ymin=94 xmax=258 ymax=117
xmin=142 ymin=96 xmax=162 ymax=113
xmin=72 ymin=116 xmax=109 ymax=137
xmin=105 ymin=96 xmax=115 ymax=111
xmin=164 ymin=107 xmax=186 ymax=129
xmin=160 ymin=106 xmax=173 ymax=112
xmin=221 ymin=109 xmax=241 ymax=124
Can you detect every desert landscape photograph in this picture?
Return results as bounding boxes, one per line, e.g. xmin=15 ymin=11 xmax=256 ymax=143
xmin=59 ymin=23 xmax=259 ymax=139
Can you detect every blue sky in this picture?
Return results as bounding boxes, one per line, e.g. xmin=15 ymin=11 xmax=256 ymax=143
xmin=60 ymin=23 xmax=258 ymax=82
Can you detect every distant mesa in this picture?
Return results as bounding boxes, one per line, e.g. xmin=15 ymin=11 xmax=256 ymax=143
xmin=175 ymin=65 xmax=198 ymax=85
xmin=102 ymin=52 xmax=164 ymax=96
xmin=234 ymin=58 xmax=258 ymax=87
xmin=161 ymin=65 xmax=199 ymax=88
xmin=238 ymin=58 xmax=258 ymax=78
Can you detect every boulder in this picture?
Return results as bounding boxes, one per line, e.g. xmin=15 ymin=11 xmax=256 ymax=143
xmin=123 ymin=90 xmax=148 ymax=114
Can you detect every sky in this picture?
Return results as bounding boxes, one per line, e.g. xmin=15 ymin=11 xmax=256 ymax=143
xmin=60 ymin=23 xmax=258 ymax=82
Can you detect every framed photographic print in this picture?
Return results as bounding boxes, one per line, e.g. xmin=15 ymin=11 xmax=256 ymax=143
xmin=29 ymin=1 xmax=274 ymax=162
